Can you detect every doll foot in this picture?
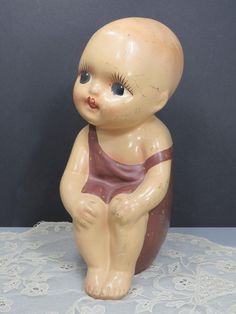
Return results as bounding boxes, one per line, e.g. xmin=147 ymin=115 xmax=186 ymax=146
xmin=101 ymin=270 xmax=133 ymax=300
xmin=85 ymin=267 xmax=108 ymax=299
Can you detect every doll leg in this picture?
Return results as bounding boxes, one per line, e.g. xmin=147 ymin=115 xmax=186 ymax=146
xmin=73 ymin=204 xmax=110 ymax=298
xmin=101 ymin=213 xmax=149 ymax=299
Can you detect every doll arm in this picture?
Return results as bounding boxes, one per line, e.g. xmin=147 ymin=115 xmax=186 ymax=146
xmin=109 ymin=159 xmax=171 ymax=225
xmin=60 ymin=125 xmax=106 ymax=228
xmin=130 ymin=124 xmax=173 ymax=215
xmin=131 ymin=159 xmax=171 ymax=214
xmin=59 ymin=125 xmax=89 ymax=214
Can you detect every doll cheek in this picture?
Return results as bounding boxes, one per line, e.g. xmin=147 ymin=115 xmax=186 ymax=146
xmin=74 ymin=78 xmax=82 ymax=91
xmin=73 ymin=90 xmax=81 ymax=104
xmin=73 ymin=83 xmax=81 ymax=99
xmin=73 ymin=82 xmax=88 ymax=100
xmin=73 ymin=92 xmax=86 ymax=110
xmin=102 ymin=94 xmax=119 ymax=109
xmin=102 ymin=105 xmax=117 ymax=114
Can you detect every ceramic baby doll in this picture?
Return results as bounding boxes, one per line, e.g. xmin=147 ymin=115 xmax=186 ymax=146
xmin=60 ymin=17 xmax=184 ymax=300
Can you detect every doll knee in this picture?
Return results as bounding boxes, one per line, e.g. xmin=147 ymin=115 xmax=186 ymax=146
xmin=109 ymin=210 xmax=132 ymax=227
xmin=93 ymin=202 xmax=109 ymax=224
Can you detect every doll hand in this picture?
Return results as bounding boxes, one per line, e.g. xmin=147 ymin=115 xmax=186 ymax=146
xmin=109 ymin=193 xmax=143 ymax=226
xmin=72 ymin=194 xmax=105 ymax=229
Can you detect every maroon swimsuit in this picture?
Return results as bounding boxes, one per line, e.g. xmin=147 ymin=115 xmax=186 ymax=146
xmin=82 ymin=124 xmax=173 ymax=274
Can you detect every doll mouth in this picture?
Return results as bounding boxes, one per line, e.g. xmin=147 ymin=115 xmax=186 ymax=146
xmin=87 ymin=96 xmax=99 ymax=109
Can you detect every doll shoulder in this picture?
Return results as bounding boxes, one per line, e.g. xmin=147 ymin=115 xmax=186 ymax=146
xmin=71 ymin=124 xmax=90 ymax=153
xmin=63 ymin=125 xmax=90 ymax=174
xmin=143 ymin=116 xmax=173 ymax=159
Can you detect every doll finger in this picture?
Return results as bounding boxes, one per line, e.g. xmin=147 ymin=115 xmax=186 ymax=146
xmin=88 ymin=199 xmax=98 ymax=206
xmin=87 ymin=199 xmax=102 ymax=210
xmin=81 ymin=212 xmax=97 ymax=226
xmin=84 ymin=215 xmax=94 ymax=224
xmin=86 ymin=207 xmax=97 ymax=218
xmin=73 ymin=218 xmax=83 ymax=231
xmin=79 ymin=220 xmax=89 ymax=228
xmin=78 ymin=207 xmax=95 ymax=220
xmin=74 ymin=217 xmax=89 ymax=229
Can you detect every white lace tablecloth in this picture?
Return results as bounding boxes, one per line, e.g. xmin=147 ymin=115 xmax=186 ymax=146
xmin=0 ymin=222 xmax=236 ymax=314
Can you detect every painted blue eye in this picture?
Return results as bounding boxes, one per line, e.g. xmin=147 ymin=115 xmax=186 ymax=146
xmin=111 ymin=83 xmax=124 ymax=96
xmin=80 ymin=71 xmax=91 ymax=84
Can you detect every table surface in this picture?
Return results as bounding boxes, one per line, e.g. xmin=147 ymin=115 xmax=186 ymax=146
xmin=0 ymin=223 xmax=236 ymax=314
xmin=1 ymin=226 xmax=236 ymax=247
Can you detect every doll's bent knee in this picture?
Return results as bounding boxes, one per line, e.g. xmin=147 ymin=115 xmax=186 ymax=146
xmin=109 ymin=210 xmax=148 ymax=228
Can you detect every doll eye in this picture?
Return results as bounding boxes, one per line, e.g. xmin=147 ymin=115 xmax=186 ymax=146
xmin=111 ymin=73 xmax=133 ymax=96
xmin=111 ymin=82 xmax=125 ymax=96
xmin=80 ymin=71 xmax=91 ymax=84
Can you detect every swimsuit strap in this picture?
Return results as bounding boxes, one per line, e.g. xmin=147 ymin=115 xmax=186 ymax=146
xmin=88 ymin=124 xmax=100 ymax=150
xmin=144 ymin=146 xmax=173 ymax=172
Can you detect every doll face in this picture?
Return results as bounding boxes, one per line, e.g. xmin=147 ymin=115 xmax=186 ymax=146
xmin=73 ymin=29 xmax=168 ymax=130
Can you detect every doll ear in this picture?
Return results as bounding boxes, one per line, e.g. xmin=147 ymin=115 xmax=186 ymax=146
xmin=152 ymin=90 xmax=169 ymax=113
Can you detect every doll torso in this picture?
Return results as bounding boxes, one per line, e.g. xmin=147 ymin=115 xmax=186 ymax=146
xmin=81 ymin=124 xmax=172 ymax=204
xmin=94 ymin=116 xmax=172 ymax=165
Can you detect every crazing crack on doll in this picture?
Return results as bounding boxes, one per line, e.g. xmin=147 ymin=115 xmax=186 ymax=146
xmin=60 ymin=17 xmax=184 ymax=300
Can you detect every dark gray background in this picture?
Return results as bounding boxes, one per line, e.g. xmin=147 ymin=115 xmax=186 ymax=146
xmin=0 ymin=0 xmax=235 ymax=227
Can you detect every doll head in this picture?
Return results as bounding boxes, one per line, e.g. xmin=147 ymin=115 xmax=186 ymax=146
xmin=73 ymin=17 xmax=184 ymax=130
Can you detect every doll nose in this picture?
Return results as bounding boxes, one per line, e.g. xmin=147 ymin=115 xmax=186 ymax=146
xmin=89 ymin=80 xmax=101 ymax=95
